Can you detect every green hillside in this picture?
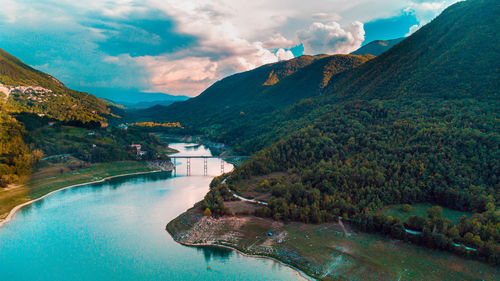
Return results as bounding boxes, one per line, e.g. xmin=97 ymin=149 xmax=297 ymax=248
xmin=0 ymin=48 xmax=110 ymax=124
xmin=328 ymin=0 xmax=500 ymax=100
xmin=197 ymin=0 xmax=500 ymax=265
xmin=351 ymin=38 xmax=404 ymax=56
xmin=0 ymin=103 xmax=32 ymax=186
xmin=133 ymin=54 xmax=373 ymax=129
xmin=0 ymin=49 xmax=169 ymax=189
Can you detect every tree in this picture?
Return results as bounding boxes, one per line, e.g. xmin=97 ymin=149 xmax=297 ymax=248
xmin=427 ymin=206 xmax=443 ymax=220
xmin=408 ymin=215 xmax=425 ymax=230
xmin=448 ymin=225 xmax=460 ymax=240
xmin=402 ymin=204 xmax=413 ymax=212
xmin=204 ymin=208 xmax=212 ymax=217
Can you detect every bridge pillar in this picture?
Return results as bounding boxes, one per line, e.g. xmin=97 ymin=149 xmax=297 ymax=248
xmin=221 ymin=159 xmax=224 ymax=174
xmin=204 ymin=158 xmax=208 ymax=175
xmin=186 ymin=158 xmax=191 ymax=176
xmin=173 ymin=157 xmax=176 ymax=176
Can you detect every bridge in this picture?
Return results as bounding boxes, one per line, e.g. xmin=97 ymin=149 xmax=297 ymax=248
xmin=170 ymin=155 xmax=249 ymax=176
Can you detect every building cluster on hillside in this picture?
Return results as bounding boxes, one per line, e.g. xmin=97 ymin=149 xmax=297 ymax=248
xmin=2 ymin=84 xmax=60 ymax=103
xmin=130 ymin=144 xmax=147 ymax=159
xmin=117 ymin=123 xmax=129 ymax=130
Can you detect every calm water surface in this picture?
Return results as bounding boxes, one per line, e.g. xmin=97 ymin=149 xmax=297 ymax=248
xmin=0 ymin=143 xmax=302 ymax=280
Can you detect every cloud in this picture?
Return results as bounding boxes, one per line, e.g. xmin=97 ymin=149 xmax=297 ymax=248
xmin=263 ymin=32 xmax=295 ymax=49
xmin=403 ymin=0 xmax=459 ymax=35
xmin=312 ymin=12 xmax=342 ymax=22
xmin=297 ymin=21 xmax=365 ymax=55
xmin=132 ymin=0 xmax=301 ymax=95
xmin=405 ymin=24 xmax=420 ymax=36
xmin=137 ymin=56 xmax=218 ymax=95
xmin=0 ymin=0 xmax=461 ymax=98
xmin=135 ymin=44 xmax=294 ymax=95
xmin=275 ymin=48 xmax=295 ymax=61
xmin=88 ymin=17 xmax=196 ymax=57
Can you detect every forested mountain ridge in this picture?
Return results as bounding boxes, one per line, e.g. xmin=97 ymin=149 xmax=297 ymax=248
xmin=0 ymin=48 xmax=110 ymax=124
xmin=327 ymin=0 xmax=500 ymax=100
xmin=199 ymin=0 xmax=500 ymax=265
xmin=133 ymin=54 xmax=373 ymax=128
xmin=350 ymin=38 xmax=404 ymax=56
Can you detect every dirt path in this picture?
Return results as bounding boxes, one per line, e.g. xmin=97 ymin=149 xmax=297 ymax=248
xmin=230 ymin=189 xmax=268 ymax=205
xmin=338 ymin=217 xmax=350 ymax=237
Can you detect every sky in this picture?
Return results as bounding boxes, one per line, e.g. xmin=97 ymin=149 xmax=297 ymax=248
xmin=0 ymin=0 xmax=459 ymax=100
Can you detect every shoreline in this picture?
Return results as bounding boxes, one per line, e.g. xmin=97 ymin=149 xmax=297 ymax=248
xmin=176 ymin=240 xmax=314 ymax=281
xmin=0 ymin=169 xmax=163 ymax=229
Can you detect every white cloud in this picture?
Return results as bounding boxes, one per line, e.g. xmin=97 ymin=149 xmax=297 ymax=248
xmin=404 ymin=0 xmax=460 ymax=35
xmin=275 ymin=48 xmax=295 ymax=61
xmin=139 ymin=0 xmax=371 ymax=95
xmin=312 ymin=12 xmax=342 ymax=22
xmin=263 ymin=32 xmax=295 ymax=49
xmin=137 ymin=56 xmax=218 ymax=95
xmin=297 ymin=21 xmax=365 ymax=55
xmin=405 ymin=24 xmax=420 ymax=36
xmin=133 ymin=0 xmax=301 ymax=95
xmin=0 ymin=0 xmax=462 ymax=97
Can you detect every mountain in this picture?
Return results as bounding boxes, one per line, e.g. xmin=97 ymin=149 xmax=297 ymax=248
xmin=0 ymin=48 xmax=110 ymax=124
xmin=120 ymin=99 xmax=189 ymax=109
xmin=329 ymin=0 xmax=500 ymax=100
xmin=83 ymin=87 xmax=190 ymax=104
xmin=134 ymin=54 xmax=373 ymax=128
xmin=0 ymin=49 xmax=165 ymax=189
xmin=351 ymin=38 xmax=404 ymax=56
xmin=191 ymin=0 xmax=500 ymax=265
xmin=0 ymin=48 xmax=110 ymax=187
xmin=223 ymin=0 xmax=500 ymax=153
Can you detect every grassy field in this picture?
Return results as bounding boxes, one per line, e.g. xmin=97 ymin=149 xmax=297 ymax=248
xmin=168 ymin=202 xmax=500 ymax=281
xmin=0 ymin=185 xmax=30 ymax=221
xmin=380 ymin=204 xmax=473 ymax=224
xmin=0 ymin=159 xmax=155 ymax=220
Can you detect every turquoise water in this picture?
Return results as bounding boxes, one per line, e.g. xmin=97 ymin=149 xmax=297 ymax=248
xmin=0 ymin=143 xmax=303 ymax=281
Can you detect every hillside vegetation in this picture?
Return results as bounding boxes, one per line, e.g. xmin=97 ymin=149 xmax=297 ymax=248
xmin=0 ymin=48 xmax=110 ymax=124
xmin=0 ymin=49 xmax=168 ymax=188
xmin=327 ymin=0 xmax=500 ymax=100
xmin=133 ymin=54 xmax=373 ymax=130
xmin=351 ymin=38 xmax=404 ymax=56
xmin=197 ymin=0 xmax=500 ymax=265
xmin=0 ymin=103 xmax=33 ymax=186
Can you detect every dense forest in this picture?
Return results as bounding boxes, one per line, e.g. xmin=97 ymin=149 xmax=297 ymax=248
xmin=199 ymin=0 xmax=500 ymax=266
xmin=0 ymin=104 xmax=39 ymax=186
xmin=202 ymin=97 xmax=499 ymax=263
xmin=132 ymin=54 xmax=374 ymax=129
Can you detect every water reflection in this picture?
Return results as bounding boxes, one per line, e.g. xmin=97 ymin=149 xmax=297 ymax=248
xmin=96 ymin=171 xmax=173 ymax=189
xmin=197 ymin=245 xmax=233 ymax=262
xmin=0 ymin=143 xmax=301 ymax=281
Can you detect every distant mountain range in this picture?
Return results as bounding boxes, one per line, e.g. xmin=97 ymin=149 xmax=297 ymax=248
xmin=84 ymin=87 xmax=189 ymax=105
xmin=351 ymin=38 xmax=404 ymax=56
xmin=133 ymin=54 xmax=374 ymax=126
xmin=119 ymin=99 xmax=189 ymax=109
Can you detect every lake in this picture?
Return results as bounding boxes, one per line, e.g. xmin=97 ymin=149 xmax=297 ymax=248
xmin=0 ymin=143 xmax=303 ymax=280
